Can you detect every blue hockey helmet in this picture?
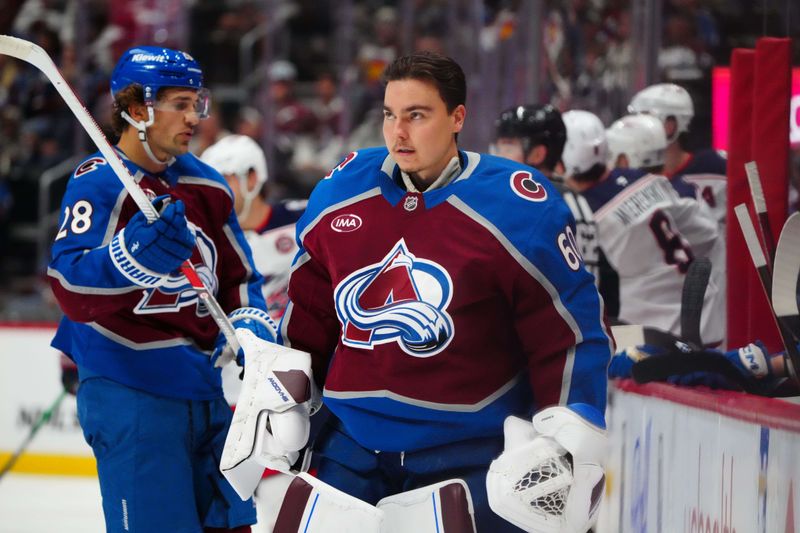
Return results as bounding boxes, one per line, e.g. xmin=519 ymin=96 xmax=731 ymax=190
xmin=111 ymin=46 xmax=209 ymax=117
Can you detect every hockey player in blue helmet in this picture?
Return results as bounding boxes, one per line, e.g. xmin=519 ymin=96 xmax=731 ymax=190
xmin=109 ymin=46 xmax=211 ymax=165
xmin=47 ymin=46 xmax=284 ymax=532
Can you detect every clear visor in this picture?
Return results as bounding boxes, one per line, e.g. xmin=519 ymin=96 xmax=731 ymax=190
xmin=152 ymin=87 xmax=211 ymax=119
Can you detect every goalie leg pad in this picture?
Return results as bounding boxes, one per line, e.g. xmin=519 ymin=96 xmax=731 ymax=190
xmin=273 ymin=473 xmax=383 ymax=533
xmin=377 ymin=479 xmax=477 ymax=533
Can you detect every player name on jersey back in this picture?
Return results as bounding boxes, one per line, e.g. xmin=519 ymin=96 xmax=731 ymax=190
xmin=609 ymin=178 xmax=673 ymax=226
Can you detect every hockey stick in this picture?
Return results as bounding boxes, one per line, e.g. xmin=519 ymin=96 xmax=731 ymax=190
xmin=734 ymin=204 xmax=800 ymax=382
xmin=680 ymin=257 xmax=711 ymax=348
xmin=744 ymin=161 xmax=777 ymax=267
xmin=0 ymin=35 xmax=239 ymax=356
xmin=0 ymin=389 xmax=68 ymax=482
xmin=630 ymin=351 xmax=762 ymax=393
xmin=772 ymin=212 xmax=800 ymax=341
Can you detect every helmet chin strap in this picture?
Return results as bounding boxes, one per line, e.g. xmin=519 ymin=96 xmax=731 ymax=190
xmin=236 ymin=174 xmax=259 ymax=223
xmin=121 ymin=107 xmax=176 ymax=167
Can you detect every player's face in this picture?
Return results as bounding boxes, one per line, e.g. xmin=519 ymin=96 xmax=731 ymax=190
xmin=492 ymin=137 xmax=525 ymax=163
xmin=383 ymin=79 xmax=465 ymax=185
xmin=148 ymin=88 xmax=202 ymax=158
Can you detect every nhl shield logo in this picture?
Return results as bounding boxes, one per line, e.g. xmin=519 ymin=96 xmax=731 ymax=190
xmin=403 ymin=195 xmax=419 ymax=211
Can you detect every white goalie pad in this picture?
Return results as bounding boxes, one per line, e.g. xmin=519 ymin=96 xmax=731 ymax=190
xmin=487 ymin=407 xmax=608 ymax=533
xmin=220 ymin=329 xmax=316 ymax=500
xmin=273 ymin=473 xmax=384 ymax=533
xmin=377 ymin=479 xmax=476 ymax=533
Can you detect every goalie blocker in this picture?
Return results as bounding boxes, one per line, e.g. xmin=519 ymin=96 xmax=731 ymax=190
xmin=221 ymin=329 xmax=319 ymax=500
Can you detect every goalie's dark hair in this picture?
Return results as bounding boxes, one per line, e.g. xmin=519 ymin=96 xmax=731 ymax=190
xmin=382 ymin=51 xmax=466 ymax=114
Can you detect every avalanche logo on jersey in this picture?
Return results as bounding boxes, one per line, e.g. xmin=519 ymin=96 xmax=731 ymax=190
xmin=74 ymin=157 xmax=107 ymax=178
xmin=134 ymin=222 xmax=219 ymax=316
xmin=334 ymin=239 xmax=454 ymax=357
xmin=510 ymin=170 xmax=547 ymax=202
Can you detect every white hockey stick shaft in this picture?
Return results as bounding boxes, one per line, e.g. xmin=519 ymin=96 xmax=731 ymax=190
xmin=734 ymin=204 xmax=799 ymax=381
xmin=0 ymin=35 xmax=240 ymax=354
xmin=744 ymin=161 xmax=777 ymax=267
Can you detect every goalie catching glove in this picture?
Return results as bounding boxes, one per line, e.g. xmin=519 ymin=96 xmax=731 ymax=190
xmin=220 ymin=328 xmax=321 ymax=500
xmin=486 ymin=404 xmax=607 ymax=533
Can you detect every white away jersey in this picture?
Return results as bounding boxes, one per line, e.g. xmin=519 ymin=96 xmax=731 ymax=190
xmin=583 ymin=168 xmax=724 ymax=345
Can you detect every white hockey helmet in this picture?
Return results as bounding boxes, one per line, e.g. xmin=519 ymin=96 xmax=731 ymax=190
xmin=606 ymin=114 xmax=667 ymax=170
xmin=628 ymin=83 xmax=694 ymax=143
xmin=562 ymin=110 xmax=608 ymax=178
xmin=201 ymin=134 xmax=268 ymax=220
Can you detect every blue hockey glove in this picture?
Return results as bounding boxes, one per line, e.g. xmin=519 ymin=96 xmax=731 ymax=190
xmin=608 ymin=344 xmax=661 ymax=379
xmin=212 ymin=307 xmax=278 ymax=368
xmin=110 ymin=196 xmax=196 ymax=285
xmin=611 ymin=341 xmax=779 ymax=394
xmin=665 ymin=342 xmax=774 ymax=389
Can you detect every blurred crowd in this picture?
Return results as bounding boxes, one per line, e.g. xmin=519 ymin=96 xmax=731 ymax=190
xmin=0 ymin=0 xmax=797 ymax=317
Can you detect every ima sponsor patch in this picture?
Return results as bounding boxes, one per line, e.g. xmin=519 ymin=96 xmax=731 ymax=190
xmin=331 ymin=214 xmax=362 ymax=233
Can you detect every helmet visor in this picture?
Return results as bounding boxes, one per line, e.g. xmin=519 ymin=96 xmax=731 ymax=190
xmin=153 ymin=87 xmax=211 ymax=119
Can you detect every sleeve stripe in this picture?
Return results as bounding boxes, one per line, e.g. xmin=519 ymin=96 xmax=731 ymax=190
xmin=446 ymin=196 xmax=583 ymax=342
xmin=47 ymin=267 xmax=141 ymax=295
xmin=558 ymin=346 xmax=576 ymax=405
xmin=447 ymin=196 xmax=585 ymax=402
xmin=323 ymin=373 xmax=523 ymax=412
xmin=100 ymin=189 xmax=129 ymax=245
xmin=88 ymin=322 xmax=209 ymax=352
xmin=279 ymin=301 xmax=295 ymax=348
xmin=290 ymin=251 xmax=311 ymax=275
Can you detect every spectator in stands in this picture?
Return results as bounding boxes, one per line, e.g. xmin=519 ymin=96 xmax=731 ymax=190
xmin=267 ymin=60 xmax=318 ymax=196
xmin=310 ymin=70 xmax=343 ymax=138
xmin=269 ymin=60 xmax=316 ymax=137
xmin=356 ymin=6 xmax=399 ymax=109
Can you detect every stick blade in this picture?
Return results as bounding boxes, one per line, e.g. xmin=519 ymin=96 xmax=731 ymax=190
xmin=0 ymin=34 xmax=49 ymax=66
xmin=681 ymin=258 xmax=711 ymax=347
xmin=772 ymin=212 xmax=800 ymax=336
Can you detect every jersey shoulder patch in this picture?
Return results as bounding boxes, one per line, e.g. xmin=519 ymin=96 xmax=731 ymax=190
xmin=74 ymin=156 xmax=108 ymax=178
